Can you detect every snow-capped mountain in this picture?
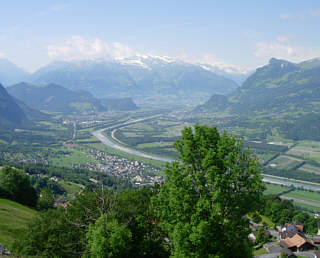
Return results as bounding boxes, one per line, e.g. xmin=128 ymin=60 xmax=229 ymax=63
xmin=26 ymin=56 xmax=239 ymax=105
xmin=0 ymin=55 xmax=241 ymax=105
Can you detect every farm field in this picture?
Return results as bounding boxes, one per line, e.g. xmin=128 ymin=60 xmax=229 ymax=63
xmin=268 ymin=155 xmax=304 ymax=170
xmin=47 ymin=147 xmax=97 ymax=168
xmin=292 ymin=201 xmax=320 ymax=213
xmin=264 ymin=183 xmax=291 ymax=195
xmin=287 ymin=142 xmax=320 ymax=163
xmin=281 ymin=189 xmax=320 ymax=206
xmin=298 ymin=164 xmax=320 ymax=175
xmin=0 ymin=198 xmax=37 ymax=249
xmin=258 ymin=153 xmax=276 ymax=164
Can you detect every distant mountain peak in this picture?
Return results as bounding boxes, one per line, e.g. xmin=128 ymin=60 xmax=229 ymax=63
xmin=0 ymin=83 xmax=26 ymax=125
xmin=118 ymin=54 xmax=178 ymax=69
xmin=269 ymin=57 xmax=294 ymax=66
xmin=0 ymin=59 xmax=29 ymax=86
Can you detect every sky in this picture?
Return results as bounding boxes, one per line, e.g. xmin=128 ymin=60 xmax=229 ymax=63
xmin=0 ymin=0 xmax=320 ymax=73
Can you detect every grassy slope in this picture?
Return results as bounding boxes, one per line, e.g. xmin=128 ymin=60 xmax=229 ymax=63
xmin=0 ymin=198 xmax=37 ymax=249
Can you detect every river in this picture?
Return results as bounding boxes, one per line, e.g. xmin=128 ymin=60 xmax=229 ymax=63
xmin=92 ymin=116 xmax=320 ymax=190
xmin=92 ymin=115 xmax=173 ymax=163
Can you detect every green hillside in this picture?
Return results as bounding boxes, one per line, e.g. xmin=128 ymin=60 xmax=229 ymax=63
xmin=195 ymin=57 xmax=320 ymax=114
xmin=100 ymin=97 xmax=138 ymax=111
xmin=0 ymin=198 xmax=37 ymax=249
xmin=7 ymin=82 xmax=106 ymax=114
xmin=0 ymin=84 xmax=27 ymax=127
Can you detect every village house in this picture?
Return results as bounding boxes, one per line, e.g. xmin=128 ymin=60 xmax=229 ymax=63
xmin=280 ymin=233 xmax=317 ymax=252
xmin=279 ymin=222 xmax=318 ymax=252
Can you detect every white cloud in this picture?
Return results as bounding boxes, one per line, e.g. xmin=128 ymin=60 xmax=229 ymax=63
xmin=47 ymin=36 xmax=247 ymax=74
xmin=47 ymin=36 xmax=138 ymax=61
xmin=254 ymin=41 xmax=320 ymax=62
xmin=0 ymin=51 xmax=5 ymax=58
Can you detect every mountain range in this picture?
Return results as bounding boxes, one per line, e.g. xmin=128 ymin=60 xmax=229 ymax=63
xmin=0 ymin=59 xmax=28 ymax=86
xmin=0 ymin=56 xmax=240 ymax=105
xmin=7 ymin=83 xmax=106 ymax=114
xmin=0 ymin=84 xmax=26 ymax=127
xmin=195 ymin=58 xmax=320 ymax=114
xmin=7 ymin=82 xmax=138 ymax=114
xmin=0 ymin=84 xmax=47 ymax=128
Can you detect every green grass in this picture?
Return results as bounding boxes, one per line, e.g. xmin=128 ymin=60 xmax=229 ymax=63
xmin=0 ymin=198 xmax=37 ymax=249
xmin=59 ymin=180 xmax=83 ymax=199
xmin=248 ymin=212 xmax=275 ymax=228
xmin=270 ymin=155 xmax=303 ymax=170
xmin=297 ymin=140 xmax=320 ymax=148
xmin=298 ymin=164 xmax=320 ymax=175
xmin=264 ymin=183 xmax=291 ymax=195
xmin=283 ymin=189 xmax=320 ymax=204
xmin=253 ymin=246 xmax=268 ymax=256
xmin=287 ymin=142 xmax=320 ymax=163
xmin=36 ymin=120 xmax=68 ymax=130
xmin=261 ymin=214 xmax=275 ymax=228
xmin=258 ymin=153 xmax=276 ymax=164
xmin=48 ymin=148 xmax=96 ymax=168
xmin=292 ymin=201 xmax=320 ymax=213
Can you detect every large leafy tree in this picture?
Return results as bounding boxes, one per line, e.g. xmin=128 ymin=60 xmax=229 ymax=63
xmin=114 ymin=188 xmax=169 ymax=258
xmin=0 ymin=166 xmax=38 ymax=207
xmin=154 ymin=125 xmax=265 ymax=258
xmin=86 ymin=214 xmax=132 ymax=258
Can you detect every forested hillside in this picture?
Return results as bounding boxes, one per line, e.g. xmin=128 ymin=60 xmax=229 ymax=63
xmin=195 ymin=58 xmax=320 ymax=114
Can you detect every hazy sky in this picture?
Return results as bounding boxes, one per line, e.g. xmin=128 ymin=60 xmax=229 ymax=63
xmin=1 ymin=0 xmax=320 ymax=72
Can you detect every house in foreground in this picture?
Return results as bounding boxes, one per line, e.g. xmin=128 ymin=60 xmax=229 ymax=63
xmin=279 ymin=221 xmax=318 ymax=252
xmin=280 ymin=233 xmax=317 ymax=252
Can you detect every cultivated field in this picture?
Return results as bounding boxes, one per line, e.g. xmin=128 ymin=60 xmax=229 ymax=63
xmin=282 ymin=189 xmax=320 ymax=204
xmin=264 ymin=183 xmax=291 ymax=195
xmin=268 ymin=155 xmax=304 ymax=170
xmin=287 ymin=141 xmax=320 ymax=163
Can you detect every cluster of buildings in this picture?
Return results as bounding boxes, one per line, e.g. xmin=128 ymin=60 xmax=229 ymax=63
xmin=252 ymin=221 xmax=320 ymax=257
xmin=279 ymin=222 xmax=318 ymax=253
xmin=78 ymin=149 xmax=163 ymax=185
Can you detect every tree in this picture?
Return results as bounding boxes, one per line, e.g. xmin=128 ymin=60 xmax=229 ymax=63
xmin=86 ymin=214 xmax=132 ymax=258
xmin=0 ymin=166 xmax=38 ymax=207
xmin=154 ymin=125 xmax=265 ymax=258
xmin=15 ymin=188 xmax=115 ymax=257
xmin=252 ymin=212 xmax=262 ymax=224
xmin=255 ymin=227 xmax=269 ymax=245
xmin=37 ymin=187 xmax=55 ymax=210
xmin=114 ymin=188 xmax=169 ymax=258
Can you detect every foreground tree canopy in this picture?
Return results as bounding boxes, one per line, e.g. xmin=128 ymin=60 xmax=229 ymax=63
xmin=13 ymin=125 xmax=265 ymax=257
xmin=0 ymin=166 xmax=38 ymax=207
xmin=154 ymin=125 xmax=265 ymax=257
